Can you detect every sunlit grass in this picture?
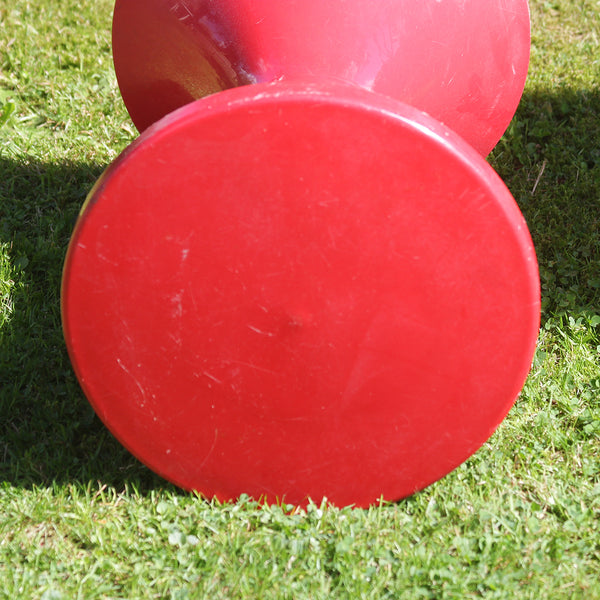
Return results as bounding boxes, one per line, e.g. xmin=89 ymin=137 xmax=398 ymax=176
xmin=1 ymin=0 xmax=599 ymax=598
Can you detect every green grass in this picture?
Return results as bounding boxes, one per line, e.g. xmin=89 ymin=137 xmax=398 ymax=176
xmin=1 ymin=0 xmax=600 ymax=598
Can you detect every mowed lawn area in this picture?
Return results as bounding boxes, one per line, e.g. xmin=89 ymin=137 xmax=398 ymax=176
xmin=1 ymin=0 xmax=599 ymax=598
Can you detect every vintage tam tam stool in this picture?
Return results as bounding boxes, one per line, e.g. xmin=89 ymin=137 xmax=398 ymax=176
xmin=61 ymin=0 xmax=540 ymax=507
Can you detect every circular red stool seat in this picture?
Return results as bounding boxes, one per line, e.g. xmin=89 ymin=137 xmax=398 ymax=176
xmin=62 ymin=82 xmax=540 ymax=507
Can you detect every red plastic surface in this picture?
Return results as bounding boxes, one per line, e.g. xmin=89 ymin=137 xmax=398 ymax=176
xmin=62 ymin=83 xmax=540 ymax=507
xmin=112 ymin=0 xmax=530 ymax=155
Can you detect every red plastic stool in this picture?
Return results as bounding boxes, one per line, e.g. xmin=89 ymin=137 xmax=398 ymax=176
xmin=62 ymin=1 xmax=539 ymax=507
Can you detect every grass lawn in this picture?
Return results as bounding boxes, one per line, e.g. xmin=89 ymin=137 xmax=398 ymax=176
xmin=1 ymin=0 xmax=600 ymax=597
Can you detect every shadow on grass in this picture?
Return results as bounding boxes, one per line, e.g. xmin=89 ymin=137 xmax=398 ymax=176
xmin=490 ymin=86 xmax=600 ymax=316
xmin=0 ymin=85 xmax=599 ymax=491
xmin=0 ymin=156 xmax=167 ymax=492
